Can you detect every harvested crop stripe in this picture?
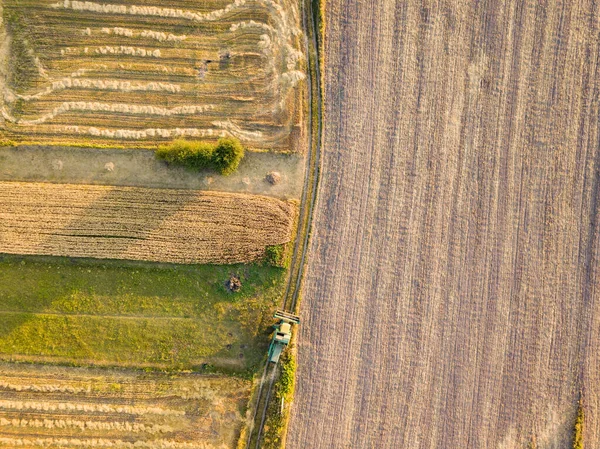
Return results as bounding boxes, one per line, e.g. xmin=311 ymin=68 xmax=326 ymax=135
xmin=0 ymin=399 xmax=184 ymax=416
xmin=0 ymin=418 xmax=173 ymax=434
xmin=63 ymin=126 xmax=226 ymax=139
xmin=6 ymin=103 xmax=215 ymax=125
xmin=0 ymin=381 xmax=89 ymax=394
xmin=50 ymin=0 xmax=246 ymax=22
xmin=99 ymin=27 xmax=188 ymax=42
xmin=0 ymin=438 xmax=210 ymax=448
xmin=0 ymin=182 xmax=296 ymax=264
xmin=6 ymin=79 xmax=181 ymax=102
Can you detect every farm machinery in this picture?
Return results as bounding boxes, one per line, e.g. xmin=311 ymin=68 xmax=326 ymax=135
xmin=268 ymin=310 xmax=300 ymax=363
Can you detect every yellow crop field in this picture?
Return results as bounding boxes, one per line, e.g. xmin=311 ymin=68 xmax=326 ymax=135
xmin=0 ymin=362 xmax=250 ymax=448
xmin=0 ymin=0 xmax=305 ymax=150
xmin=0 ymin=181 xmax=296 ymax=264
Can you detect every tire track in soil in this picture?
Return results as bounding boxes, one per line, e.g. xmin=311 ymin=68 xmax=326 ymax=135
xmin=288 ymin=0 xmax=600 ymax=447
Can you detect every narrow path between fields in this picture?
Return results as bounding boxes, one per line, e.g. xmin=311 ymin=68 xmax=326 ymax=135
xmin=0 ymin=146 xmax=305 ymax=200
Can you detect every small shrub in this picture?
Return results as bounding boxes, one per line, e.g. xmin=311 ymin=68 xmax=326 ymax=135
xmin=277 ymin=351 xmax=296 ymax=400
xmin=227 ymin=275 xmax=242 ymax=293
xmin=155 ymin=137 xmax=245 ymax=175
xmin=265 ymin=245 xmax=284 ymax=267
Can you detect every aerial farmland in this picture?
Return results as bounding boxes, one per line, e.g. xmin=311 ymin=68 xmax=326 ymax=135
xmin=289 ymin=0 xmax=600 ymax=448
xmin=0 ymin=0 xmax=310 ymax=447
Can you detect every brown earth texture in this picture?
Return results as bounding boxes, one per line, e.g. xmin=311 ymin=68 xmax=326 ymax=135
xmin=289 ymin=0 xmax=600 ymax=448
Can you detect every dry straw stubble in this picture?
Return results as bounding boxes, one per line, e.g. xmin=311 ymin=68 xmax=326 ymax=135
xmin=0 ymin=181 xmax=296 ymax=264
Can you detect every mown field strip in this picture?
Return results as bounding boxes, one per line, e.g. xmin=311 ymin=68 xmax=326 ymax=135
xmin=0 ymin=181 xmax=296 ymax=264
xmin=0 ymin=363 xmax=250 ymax=448
xmin=0 ymin=400 xmax=184 ymax=416
xmin=2 ymin=0 xmax=305 ymax=149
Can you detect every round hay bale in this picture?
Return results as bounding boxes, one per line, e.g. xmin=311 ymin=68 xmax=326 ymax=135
xmin=265 ymin=171 xmax=282 ymax=185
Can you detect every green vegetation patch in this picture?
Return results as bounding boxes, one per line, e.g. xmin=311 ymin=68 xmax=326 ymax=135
xmin=156 ymin=138 xmax=245 ymax=175
xmin=573 ymin=398 xmax=584 ymax=449
xmin=0 ymin=255 xmax=286 ymax=372
xmin=261 ymin=350 xmax=297 ymax=449
xmin=264 ymin=244 xmax=292 ymax=269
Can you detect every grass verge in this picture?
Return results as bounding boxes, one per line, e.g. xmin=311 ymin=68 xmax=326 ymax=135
xmin=261 ymin=348 xmax=297 ymax=449
xmin=0 ymin=254 xmax=287 ymax=373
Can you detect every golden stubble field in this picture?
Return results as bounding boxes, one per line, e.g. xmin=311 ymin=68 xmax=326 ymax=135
xmin=289 ymin=0 xmax=600 ymax=448
xmin=0 ymin=181 xmax=296 ymax=264
xmin=0 ymin=0 xmax=306 ymax=150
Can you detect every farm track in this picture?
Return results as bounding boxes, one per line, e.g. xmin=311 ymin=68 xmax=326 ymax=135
xmin=245 ymin=0 xmax=322 ymax=445
xmin=288 ymin=0 xmax=600 ymax=448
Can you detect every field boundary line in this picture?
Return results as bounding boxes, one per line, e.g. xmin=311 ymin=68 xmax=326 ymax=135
xmin=244 ymin=0 xmax=324 ymax=445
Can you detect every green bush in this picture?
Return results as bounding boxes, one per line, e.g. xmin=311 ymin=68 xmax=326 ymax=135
xmin=155 ymin=137 xmax=245 ymax=175
xmin=265 ymin=245 xmax=285 ymax=267
xmin=212 ymin=137 xmax=245 ymax=175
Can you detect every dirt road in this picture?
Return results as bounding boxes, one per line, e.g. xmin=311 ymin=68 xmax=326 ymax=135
xmin=0 ymin=146 xmax=304 ymax=199
xmin=288 ymin=1 xmax=600 ymax=448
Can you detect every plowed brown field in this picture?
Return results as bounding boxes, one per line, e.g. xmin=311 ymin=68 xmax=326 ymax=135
xmin=289 ymin=0 xmax=600 ymax=448
xmin=0 ymin=181 xmax=296 ymax=264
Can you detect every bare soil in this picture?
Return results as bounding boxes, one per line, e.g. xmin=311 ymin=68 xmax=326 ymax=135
xmin=289 ymin=0 xmax=600 ymax=448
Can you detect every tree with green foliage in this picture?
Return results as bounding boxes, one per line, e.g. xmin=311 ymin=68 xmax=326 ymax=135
xmin=212 ymin=137 xmax=245 ymax=175
xmin=155 ymin=137 xmax=245 ymax=175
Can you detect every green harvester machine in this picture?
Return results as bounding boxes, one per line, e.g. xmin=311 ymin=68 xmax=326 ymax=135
xmin=268 ymin=310 xmax=300 ymax=363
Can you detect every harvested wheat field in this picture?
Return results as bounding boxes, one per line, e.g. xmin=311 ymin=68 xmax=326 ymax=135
xmin=0 ymin=0 xmax=305 ymax=149
xmin=289 ymin=0 xmax=600 ymax=448
xmin=0 ymin=181 xmax=296 ymax=264
xmin=0 ymin=362 xmax=249 ymax=449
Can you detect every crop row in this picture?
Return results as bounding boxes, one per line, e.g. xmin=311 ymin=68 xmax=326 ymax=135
xmin=0 ymin=418 xmax=172 ymax=435
xmin=0 ymin=437 xmax=212 ymax=448
xmin=0 ymin=400 xmax=184 ymax=417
